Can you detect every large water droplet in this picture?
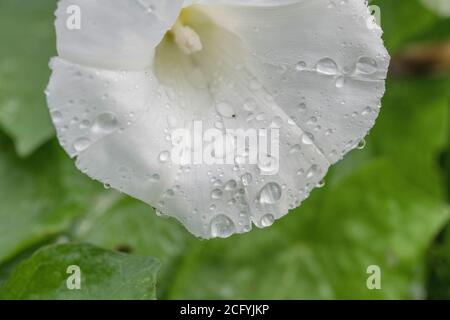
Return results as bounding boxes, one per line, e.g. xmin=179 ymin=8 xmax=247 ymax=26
xmin=260 ymin=214 xmax=275 ymax=228
xmin=210 ymin=214 xmax=236 ymax=238
xmin=315 ymin=58 xmax=338 ymax=75
xmin=301 ymin=133 xmax=315 ymax=145
xmin=95 ymin=112 xmax=119 ymax=133
xmin=258 ymin=182 xmax=282 ymax=204
xmin=73 ymin=137 xmax=91 ymax=152
xmin=216 ymin=102 xmax=235 ymax=118
xmin=211 ymin=189 xmax=223 ymax=200
xmin=225 ymin=180 xmax=237 ymax=191
xmin=306 ymin=164 xmax=319 ymax=179
xmin=356 ymin=56 xmax=378 ymax=75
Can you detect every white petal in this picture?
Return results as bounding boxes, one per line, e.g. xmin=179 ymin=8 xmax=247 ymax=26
xmin=46 ymin=58 xmax=157 ymax=157
xmin=55 ymin=0 xmax=183 ymax=69
xmin=197 ymin=0 xmax=390 ymax=163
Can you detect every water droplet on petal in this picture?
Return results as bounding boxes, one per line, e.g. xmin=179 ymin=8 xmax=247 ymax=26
xmin=258 ymin=182 xmax=282 ymax=204
xmin=260 ymin=214 xmax=275 ymax=228
xmin=295 ymin=61 xmax=307 ymax=71
xmin=73 ymin=137 xmax=91 ymax=152
xmin=356 ymin=56 xmax=378 ymax=75
xmin=306 ymin=165 xmax=319 ymax=179
xmin=210 ymin=214 xmax=235 ymax=238
xmin=225 ymin=180 xmax=237 ymax=191
xmin=79 ymin=119 xmax=91 ymax=129
xmin=95 ymin=112 xmax=119 ymax=133
xmin=315 ymin=58 xmax=338 ymax=75
xmin=211 ymin=189 xmax=223 ymax=200
xmin=357 ymin=139 xmax=366 ymax=150
xmin=317 ymin=179 xmax=326 ymax=188
xmin=301 ymin=133 xmax=315 ymax=145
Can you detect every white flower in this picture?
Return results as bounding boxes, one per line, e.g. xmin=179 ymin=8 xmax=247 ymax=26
xmin=46 ymin=0 xmax=390 ymax=239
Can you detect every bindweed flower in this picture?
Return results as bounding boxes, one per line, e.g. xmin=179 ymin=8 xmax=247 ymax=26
xmin=46 ymin=0 xmax=390 ymax=239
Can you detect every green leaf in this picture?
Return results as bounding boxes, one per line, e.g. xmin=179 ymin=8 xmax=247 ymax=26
xmin=0 ymin=0 xmax=57 ymax=156
xmin=371 ymin=0 xmax=439 ymax=53
xmin=0 ymin=243 xmax=160 ymax=300
xmin=370 ymin=76 xmax=450 ymax=196
xmin=0 ymin=136 xmax=102 ymax=264
xmin=72 ymin=197 xmax=194 ymax=298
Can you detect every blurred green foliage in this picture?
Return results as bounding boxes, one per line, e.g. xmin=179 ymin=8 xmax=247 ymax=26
xmin=0 ymin=0 xmax=448 ymax=299
xmin=0 ymin=244 xmax=160 ymax=299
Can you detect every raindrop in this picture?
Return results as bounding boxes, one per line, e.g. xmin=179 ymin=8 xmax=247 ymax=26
xmin=79 ymin=119 xmax=91 ymax=129
xmin=258 ymin=182 xmax=282 ymax=204
xmin=307 ymin=117 xmax=318 ymax=125
xmin=94 ymin=112 xmax=119 ymax=133
xmin=210 ymin=214 xmax=236 ymax=238
xmin=211 ymin=189 xmax=223 ymax=200
xmin=225 ymin=180 xmax=237 ymax=191
xmin=315 ymin=58 xmax=338 ymax=75
xmin=260 ymin=214 xmax=275 ymax=228
xmin=362 ymin=107 xmax=373 ymax=116
xmin=298 ymin=102 xmax=307 ymax=111
xmin=258 ymin=156 xmax=276 ymax=174
xmin=306 ymin=165 xmax=319 ymax=179
xmin=301 ymin=133 xmax=315 ymax=145
xmin=73 ymin=137 xmax=91 ymax=152
xmin=356 ymin=56 xmax=378 ymax=75
xmin=357 ymin=139 xmax=366 ymax=150
xmin=295 ymin=61 xmax=307 ymax=71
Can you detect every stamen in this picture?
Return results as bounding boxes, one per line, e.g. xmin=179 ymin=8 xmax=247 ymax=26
xmin=170 ymin=21 xmax=203 ymax=55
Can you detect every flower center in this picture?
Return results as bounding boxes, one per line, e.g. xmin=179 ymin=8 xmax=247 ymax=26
xmin=169 ymin=13 xmax=203 ymax=55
